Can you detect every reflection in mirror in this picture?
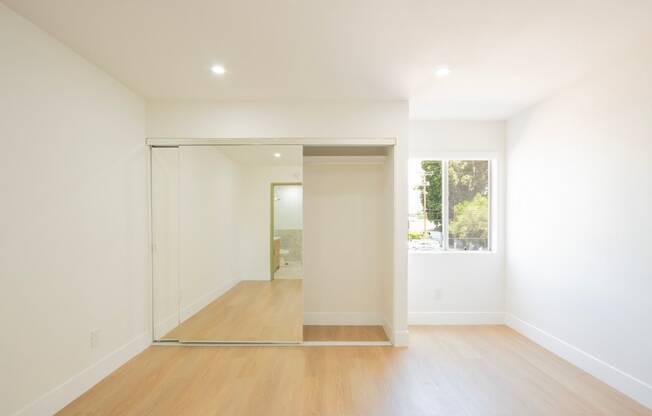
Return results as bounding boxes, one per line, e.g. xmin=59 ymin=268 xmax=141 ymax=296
xmin=272 ymin=184 xmax=303 ymax=280
xmin=151 ymin=147 xmax=180 ymax=340
xmin=151 ymin=145 xmax=303 ymax=343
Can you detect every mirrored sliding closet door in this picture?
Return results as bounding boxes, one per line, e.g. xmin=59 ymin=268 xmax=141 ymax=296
xmin=151 ymin=145 xmax=303 ymax=343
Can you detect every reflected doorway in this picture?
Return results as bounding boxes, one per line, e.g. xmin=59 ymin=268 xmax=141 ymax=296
xmin=271 ymin=183 xmax=303 ymax=280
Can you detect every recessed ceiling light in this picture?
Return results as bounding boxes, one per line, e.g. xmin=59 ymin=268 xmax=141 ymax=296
xmin=210 ymin=64 xmax=226 ymax=76
xmin=274 ymin=153 xmax=281 ymax=158
xmin=434 ymin=66 xmax=451 ymax=78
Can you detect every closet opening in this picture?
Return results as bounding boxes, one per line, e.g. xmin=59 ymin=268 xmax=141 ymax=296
xmin=149 ymin=140 xmax=397 ymax=346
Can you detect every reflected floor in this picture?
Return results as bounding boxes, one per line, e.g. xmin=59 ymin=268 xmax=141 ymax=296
xmin=162 ymin=280 xmax=303 ymax=343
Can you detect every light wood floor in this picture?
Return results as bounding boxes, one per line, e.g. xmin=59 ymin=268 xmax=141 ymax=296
xmin=163 ymin=280 xmax=303 ymax=343
xmin=303 ymin=325 xmax=388 ymax=342
xmin=59 ymin=326 xmax=651 ymax=416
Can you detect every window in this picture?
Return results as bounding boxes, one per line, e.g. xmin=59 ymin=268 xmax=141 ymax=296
xmin=409 ymin=158 xmax=492 ymax=252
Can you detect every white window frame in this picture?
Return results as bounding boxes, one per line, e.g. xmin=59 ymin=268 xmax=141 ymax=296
xmin=409 ymin=152 xmax=498 ymax=254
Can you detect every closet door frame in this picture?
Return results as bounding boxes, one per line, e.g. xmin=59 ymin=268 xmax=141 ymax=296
xmin=147 ymin=138 xmax=396 ymax=146
xmin=146 ymin=138 xmax=399 ymax=345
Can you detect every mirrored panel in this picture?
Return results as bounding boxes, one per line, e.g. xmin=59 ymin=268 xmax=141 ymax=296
xmin=152 ymin=145 xmax=303 ymax=343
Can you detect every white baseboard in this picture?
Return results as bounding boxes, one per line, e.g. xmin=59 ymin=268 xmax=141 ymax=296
xmin=242 ymin=275 xmax=271 ymax=281
xmin=153 ymin=311 xmax=179 ymax=339
xmin=505 ymin=314 xmax=652 ymax=410
xmin=392 ymin=329 xmax=410 ymax=347
xmin=381 ymin=317 xmax=409 ymax=347
xmin=409 ymin=311 xmax=505 ymax=325
xmin=382 ymin=318 xmax=394 ymax=345
xmin=12 ymin=332 xmax=150 ymax=416
xmin=303 ymin=312 xmax=383 ymax=326
xmin=180 ymin=279 xmax=237 ymax=322
xmin=154 ymin=280 xmax=237 ymax=339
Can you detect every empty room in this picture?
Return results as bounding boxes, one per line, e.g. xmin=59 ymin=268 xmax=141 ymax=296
xmin=1 ymin=1 xmax=650 ymax=415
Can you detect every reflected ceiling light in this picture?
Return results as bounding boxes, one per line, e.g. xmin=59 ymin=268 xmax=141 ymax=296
xmin=434 ymin=66 xmax=451 ymax=77
xmin=210 ymin=64 xmax=226 ymax=76
xmin=274 ymin=153 xmax=281 ymax=158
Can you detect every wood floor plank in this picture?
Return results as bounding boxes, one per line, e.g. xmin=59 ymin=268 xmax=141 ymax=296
xmin=303 ymin=325 xmax=389 ymax=342
xmin=162 ymin=280 xmax=303 ymax=343
xmin=59 ymin=326 xmax=652 ymax=416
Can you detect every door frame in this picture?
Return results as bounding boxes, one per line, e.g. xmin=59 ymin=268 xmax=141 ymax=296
xmin=270 ymin=182 xmax=303 ymax=280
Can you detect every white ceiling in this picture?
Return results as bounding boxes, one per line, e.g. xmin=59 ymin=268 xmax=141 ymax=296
xmin=4 ymin=0 xmax=652 ymax=119
xmin=219 ymin=145 xmax=303 ymax=166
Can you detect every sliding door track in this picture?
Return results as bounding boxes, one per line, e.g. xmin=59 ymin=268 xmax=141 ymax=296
xmin=151 ymin=340 xmax=392 ymax=347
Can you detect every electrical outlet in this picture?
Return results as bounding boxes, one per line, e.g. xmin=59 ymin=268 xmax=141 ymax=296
xmin=434 ymin=288 xmax=443 ymax=301
xmin=90 ymin=330 xmax=100 ymax=349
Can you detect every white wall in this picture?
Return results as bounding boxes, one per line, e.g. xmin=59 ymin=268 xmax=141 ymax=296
xmin=151 ymin=148 xmax=180 ymax=338
xmin=238 ymin=164 xmax=302 ymax=280
xmin=303 ymin=159 xmax=389 ymax=325
xmin=408 ymin=121 xmax=506 ymax=324
xmin=178 ymin=147 xmax=240 ymax=320
xmin=274 ymin=185 xmax=303 ymax=230
xmin=147 ymin=99 xmax=409 ymax=344
xmin=0 ymin=4 xmax=147 ymax=416
xmin=505 ymin=50 xmax=652 ymax=409
xmin=147 ymin=100 xmax=407 ymax=141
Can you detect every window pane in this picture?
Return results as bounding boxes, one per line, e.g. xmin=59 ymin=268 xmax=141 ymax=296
xmin=448 ymin=160 xmax=490 ymax=251
xmin=408 ymin=159 xmax=443 ymax=251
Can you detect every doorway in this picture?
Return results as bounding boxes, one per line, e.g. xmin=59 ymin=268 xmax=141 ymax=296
xmin=271 ymin=183 xmax=303 ymax=280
